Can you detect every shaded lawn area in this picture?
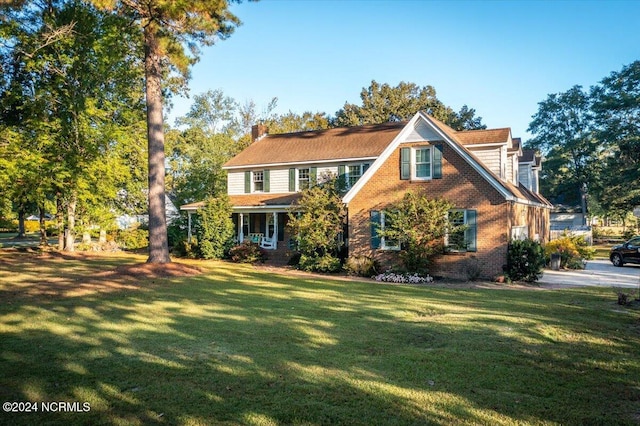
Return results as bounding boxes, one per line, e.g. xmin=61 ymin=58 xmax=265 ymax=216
xmin=0 ymin=251 xmax=639 ymax=425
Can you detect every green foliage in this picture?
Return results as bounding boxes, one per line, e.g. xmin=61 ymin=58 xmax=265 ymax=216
xmin=378 ymin=193 xmax=460 ymax=274
xmin=544 ymin=235 xmax=595 ymax=269
xmin=195 ymin=196 xmax=234 ymax=260
xmin=115 ymin=228 xmax=149 ymax=250
xmin=334 ymin=80 xmax=485 ymax=130
xmin=171 ymin=239 xmax=200 ymax=259
xmin=299 ymin=254 xmax=342 ymax=273
xmin=505 ymin=238 xmax=546 ymax=282
xmin=345 ymin=255 xmax=380 ymax=277
xmin=287 ymin=179 xmax=347 ymax=270
xmin=591 ymin=60 xmax=640 ymax=214
xmin=228 ymin=241 xmax=268 ymax=264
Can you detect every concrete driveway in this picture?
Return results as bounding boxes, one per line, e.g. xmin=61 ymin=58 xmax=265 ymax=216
xmin=539 ymin=259 xmax=640 ymax=288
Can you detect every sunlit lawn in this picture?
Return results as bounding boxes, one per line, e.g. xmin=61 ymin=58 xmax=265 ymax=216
xmin=1 ymin=251 xmax=639 ymax=425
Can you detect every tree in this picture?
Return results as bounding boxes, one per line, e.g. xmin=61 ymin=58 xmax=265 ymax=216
xmin=287 ymin=175 xmax=347 ymax=272
xmin=264 ymin=111 xmax=331 ymax=134
xmin=334 ymin=80 xmax=486 ymax=130
xmin=93 ymin=0 xmax=243 ymax=263
xmin=527 ymin=86 xmax=602 ymax=222
xmin=195 ymin=195 xmax=234 ymax=259
xmin=591 ymin=60 xmax=640 ymax=214
xmin=377 ymin=192 xmax=462 ymax=274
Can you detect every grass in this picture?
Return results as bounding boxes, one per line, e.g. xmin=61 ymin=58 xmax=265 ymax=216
xmin=1 ymin=251 xmax=640 ymax=425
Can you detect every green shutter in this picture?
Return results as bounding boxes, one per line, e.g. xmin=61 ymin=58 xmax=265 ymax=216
xmin=244 ymin=171 xmax=251 ymax=193
xmin=264 ymin=169 xmax=270 ymax=193
xmin=289 ymin=168 xmax=296 ymax=192
xmin=465 ymin=209 xmax=477 ymax=252
xmin=400 ymin=147 xmax=410 ymax=180
xmin=433 ymin=144 xmax=443 ymax=179
xmin=370 ymin=210 xmax=381 ymax=249
xmin=338 ymin=165 xmax=346 ymax=190
xmin=310 ymin=167 xmax=317 ymax=187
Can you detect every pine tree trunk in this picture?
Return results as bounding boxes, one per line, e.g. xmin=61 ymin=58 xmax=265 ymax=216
xmin=144 ymin=24 xmax=170 ymax=264
xmin=65 ymin=193 xmax=76 ymax=252
xmin=57 ymin=195 xmax=64 ymax=250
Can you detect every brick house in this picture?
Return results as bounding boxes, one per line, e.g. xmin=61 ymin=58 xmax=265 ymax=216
xmin=181 ymin=111 xmax=551 ymax=279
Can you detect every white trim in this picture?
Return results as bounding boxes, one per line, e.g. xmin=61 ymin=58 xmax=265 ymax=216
xmin=223 ymin=156 xmax=378 ymax=170
xmin=343 ymin=114 xmax=423 ymax=203
xmin=343 ymin=112 xmax=549 ymax=208
xmin=411 ymin=146 xmax=433 ymax=181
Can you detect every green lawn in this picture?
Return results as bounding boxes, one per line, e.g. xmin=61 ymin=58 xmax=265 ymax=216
xmin=0 ymin=251 xmax=639 ymax=425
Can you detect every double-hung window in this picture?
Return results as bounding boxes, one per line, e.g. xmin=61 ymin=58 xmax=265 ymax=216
xmin=340 ymin=163 xmax=370 ymax=189
xmin=414 ymin=147 xmax=432 ymax=179
xmin=253 ymin=171 xmax=264 ymax=192
xmin=446 ymin=209 xmax=477 ymax=252
xmin=298 ymin=168 xmax=310 ymax=190
xmin=400 ymin=145 xmax=443 ymax=180
xmin=370 ymin=210 xmax=400 ymax=251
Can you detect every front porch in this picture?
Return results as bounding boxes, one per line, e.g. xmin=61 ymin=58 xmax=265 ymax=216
xmin=232 ymin=211 xmax=290 ymax=251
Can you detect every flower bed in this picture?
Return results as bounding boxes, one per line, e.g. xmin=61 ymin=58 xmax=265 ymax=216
xmin=373 ymin=272 xmax=434 ymax=284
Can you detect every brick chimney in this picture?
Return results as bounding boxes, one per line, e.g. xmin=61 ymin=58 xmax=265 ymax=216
xmin=251 ymin=124 xmax=268 ymax=143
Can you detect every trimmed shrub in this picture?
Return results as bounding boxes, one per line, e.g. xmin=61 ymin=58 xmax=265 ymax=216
xmin=345 ymin=255 xmax=380 ymax=277
xmin=195 ymin=196 xmax=235 ymax=260
xmin=505 ymin=238 xmax=545 ymax=282
xmin=229 ymin=241 xmax=267 ymax=264
xmin=299 ymin=254 xmax=342 ymax=273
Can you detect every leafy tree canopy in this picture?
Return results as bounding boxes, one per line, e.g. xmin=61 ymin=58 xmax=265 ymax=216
xmin=334 ymin=80 xmax=486 ymax=130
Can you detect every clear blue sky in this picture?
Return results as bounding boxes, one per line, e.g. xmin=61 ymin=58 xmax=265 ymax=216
xmin=167 ymin=0 xmax=640 ymax=141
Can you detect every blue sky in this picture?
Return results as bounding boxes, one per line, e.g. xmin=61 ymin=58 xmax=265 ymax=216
xmin=167 ymin=0 xmax=640 ymax=141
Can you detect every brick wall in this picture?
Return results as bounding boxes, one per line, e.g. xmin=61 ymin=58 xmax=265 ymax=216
xmin=348 ymin=141 xmax=512 ymax=280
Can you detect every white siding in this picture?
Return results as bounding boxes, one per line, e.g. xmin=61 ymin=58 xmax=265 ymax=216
xmin=467 ymin=146 xmax=501 ymax=176
xmin=269 ymin=168 xmax=289 ymax=193
xmin=228 ymin=171 xmax=245 ymax=195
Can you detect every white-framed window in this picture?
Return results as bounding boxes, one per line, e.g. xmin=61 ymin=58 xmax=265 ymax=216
xmin=413 ymin=147 xmax=432 ymax=180
xmin=343 ymin=163 xmax=370 ymax=188
xmin=446 ymin=209 xmax=477 ymax=252
xmin=253 ymin=171 xmax=264 ymax=192
xmin=370 ymin=210 xmax=400 ymax=251
xmin=298 ymin=168 xmax=310 ymax=190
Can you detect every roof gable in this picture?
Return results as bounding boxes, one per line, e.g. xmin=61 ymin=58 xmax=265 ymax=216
xmin=343 ymin=112 xmax=549 ymax=207
xmin=223 ymin=122 xmax=406 ymax=169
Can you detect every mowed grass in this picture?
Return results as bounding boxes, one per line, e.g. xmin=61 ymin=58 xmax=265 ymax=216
xmin=0 ymin=252 xmax=639 ymax=425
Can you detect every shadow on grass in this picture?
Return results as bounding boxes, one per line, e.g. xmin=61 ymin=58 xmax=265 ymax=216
xmin=1 ymin=253 xmax=639 ymax=425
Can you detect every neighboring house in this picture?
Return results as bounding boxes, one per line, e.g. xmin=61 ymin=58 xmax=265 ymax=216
xmin=181 ymin=111 xmax=552 ymax=279
xmin=117 ymin=195 xmax=180 ymax=230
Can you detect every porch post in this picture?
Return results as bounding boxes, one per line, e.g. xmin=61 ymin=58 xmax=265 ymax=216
xmin=272 ymin=212 xmax=277 ymax=241
xmin=187 ymin=211 xmax=192 ymax=243
xmin=239 ymin=213 xmax=244 ymax=242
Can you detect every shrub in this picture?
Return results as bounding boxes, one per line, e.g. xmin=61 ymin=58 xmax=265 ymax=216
xmin=345 ymin=255 xmax=380 ymax=277
xmin=544 ymin=235 xmax=594 ymax=269
xmin=299 ymin=254 xmax=342 ymax=273
xmin=195 ymin=196 xmax=234 ymax=260
xmin=373 ymin=272 xmax=434 ymax=284
xmin=228 ymin=241 xmax=267 ymax=264
xmin=505 ymin=238 xmax=545 ymax=282
xmin=115 ymin=228 xmax=149 ymax=250
xmin=171 ymin=239 xmax=199 ymax=258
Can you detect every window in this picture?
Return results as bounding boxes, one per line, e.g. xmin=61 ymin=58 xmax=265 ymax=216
xmin=340 ymin=163 xmax=370 ymax=189
xmin=253 ymin=171 xmax=264 ymax=192
xmin=298 ymin=168 xmax=310 ymax=190
xmin=370 ymin=210 xmax=400 ymax=251
xmin=400 ymin=145 xmax=443 ymax=180
xmin=446 ymin=209 xmax=477 ymax=252
xmin=414 ymin=148 xmax=432 ymax=179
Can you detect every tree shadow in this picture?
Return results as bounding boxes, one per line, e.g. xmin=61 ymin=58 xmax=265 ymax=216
xmin=1 ymin=255 xmax=639 ymax=425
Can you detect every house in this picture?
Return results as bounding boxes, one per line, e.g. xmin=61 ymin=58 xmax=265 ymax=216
xmin=181 ymin=111 xmax=552 ymax=279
